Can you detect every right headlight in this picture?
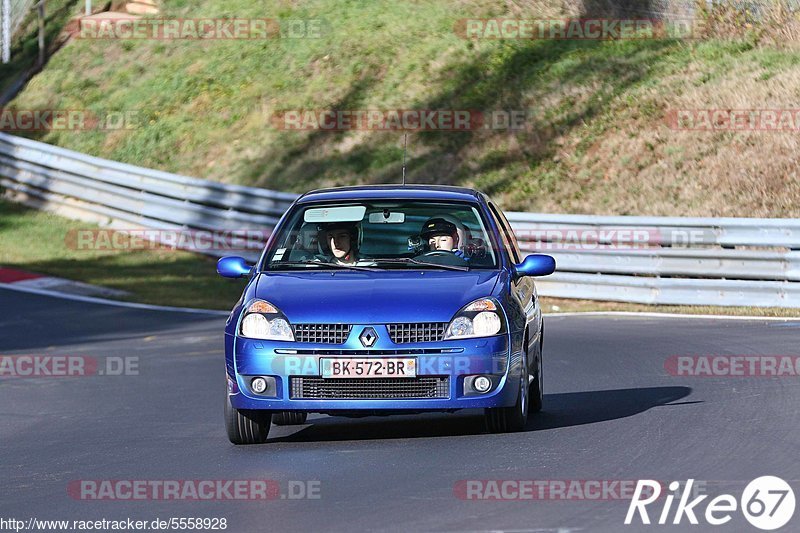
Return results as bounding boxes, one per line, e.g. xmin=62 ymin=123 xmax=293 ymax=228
xmin=444 ymin=298 xmax=506 ymax=339
xmin=239 ymin=299 xmax=294 ymax=341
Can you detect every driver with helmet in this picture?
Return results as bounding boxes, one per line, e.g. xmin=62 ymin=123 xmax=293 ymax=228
xmin=420 ymin=217 xmax=469 ymax=260
xmin=317 ymin=221 xmax=361 ymax=265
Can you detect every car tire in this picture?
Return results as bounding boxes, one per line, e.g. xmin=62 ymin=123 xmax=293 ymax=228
xmin=272 ymin=411 xmax=308 ymax=425
xmin=529 ymin=352 xmax=543 ymax=413
xmin=225 ymin=394 xmax=271 ymax=445
xmin=529 ymin=320 xmax=545 ymax=413
xmin=485 ymin=352 xmax=529 ymax=433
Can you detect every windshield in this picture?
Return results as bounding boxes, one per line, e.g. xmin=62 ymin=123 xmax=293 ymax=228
xmin=262 ymin=201 xmax=499 ymax=271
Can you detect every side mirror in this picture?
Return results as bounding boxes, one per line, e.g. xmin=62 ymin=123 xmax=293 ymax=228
xmin=514 ymin=254 xmax=556 ymax=278
xmin=217 ymin=256 xmax=254 ymax=278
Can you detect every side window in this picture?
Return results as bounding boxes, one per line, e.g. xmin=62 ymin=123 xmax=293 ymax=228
xmin=496 ymin=208 xmax=523 ymax=263
xmin=488 ymin=203 xmax=521 ymax=264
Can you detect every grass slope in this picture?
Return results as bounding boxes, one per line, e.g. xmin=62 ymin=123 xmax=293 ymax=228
xmin=6 ymin=0 xmax=800 ymax=217
xmin=0 ymin=200 xmax=243 ymax=309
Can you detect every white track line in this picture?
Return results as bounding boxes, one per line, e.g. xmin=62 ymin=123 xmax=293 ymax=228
xmin=0 ymin=283 xmax=229 ymax=316
xmin=545 ymin=311 xmax=799 ymax=321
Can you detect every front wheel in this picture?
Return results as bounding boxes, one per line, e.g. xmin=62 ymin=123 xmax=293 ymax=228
xmin=529 ymin=353 xmax=543 ymax=413
xmin=272 ymin=411 xmax=308 ymax=425
xmin=485 ymin=356 xmax=529 ymax=433
xmin=224 ymin=395 xmax=271 ymax=444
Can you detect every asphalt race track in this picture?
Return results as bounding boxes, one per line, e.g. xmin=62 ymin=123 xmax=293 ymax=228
xmin=1 ymin=286 xmax=799 ymax=532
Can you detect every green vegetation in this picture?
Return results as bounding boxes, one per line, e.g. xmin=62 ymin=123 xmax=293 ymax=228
xmin=0 ymin=0 xmax=80 ymax=96
xmin=0 ymin=199 xmax=243 ymax=309
xmin=6 ymin=0 xmax=800 ymax=217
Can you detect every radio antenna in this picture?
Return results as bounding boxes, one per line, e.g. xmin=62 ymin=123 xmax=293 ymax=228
xmin=401 ymin=133 xmax=407 ymax=186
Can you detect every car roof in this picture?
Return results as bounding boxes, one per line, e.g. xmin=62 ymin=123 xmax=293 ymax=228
xmin=296 ymin=184 xmax=485 ymax=204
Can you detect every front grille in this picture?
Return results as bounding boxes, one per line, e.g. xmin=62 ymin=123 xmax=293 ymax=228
xmin=290 ymin=377 xmax=450 ymax=399
xmin=292 ymin=324 xmax=352 ymax=344
xmin=387 ymin=322 xmax=448 ymax=344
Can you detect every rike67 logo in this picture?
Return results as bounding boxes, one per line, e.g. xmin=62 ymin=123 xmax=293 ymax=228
xmin=625 ymin=477 xmax=795 ymax=530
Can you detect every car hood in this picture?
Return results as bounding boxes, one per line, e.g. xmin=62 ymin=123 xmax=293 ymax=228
xmin=253 ymin=270 xmax=501 ymax=324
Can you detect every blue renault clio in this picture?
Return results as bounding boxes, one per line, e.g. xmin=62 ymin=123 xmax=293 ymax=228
xmin=217 ymin=185 xmax=555 ymax=444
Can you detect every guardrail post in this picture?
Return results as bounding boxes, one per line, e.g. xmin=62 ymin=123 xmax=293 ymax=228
xmin=1 ymin=0 xmax=11 ymax=64
xmin=37 ymin=0 xmax=45 ymax=66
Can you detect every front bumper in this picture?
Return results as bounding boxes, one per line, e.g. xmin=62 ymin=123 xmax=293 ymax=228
xmin=226 ymin=328 xmax=522 ymax=411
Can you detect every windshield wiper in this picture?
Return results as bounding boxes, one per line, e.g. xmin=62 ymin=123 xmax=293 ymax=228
xmin=269 ymin=260 xmax=379 ymax=272
xmin=371 ymin=257 xmax=470 ymax=271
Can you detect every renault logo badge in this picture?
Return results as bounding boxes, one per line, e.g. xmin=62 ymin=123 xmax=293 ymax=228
xmin=359 ymin=327 xmax=378 ymax=348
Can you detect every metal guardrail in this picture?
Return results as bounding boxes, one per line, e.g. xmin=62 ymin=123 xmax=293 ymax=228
xmin=1 ymin=132 xmax=799 ymax=307
xmin=506 ymin=212 xmax=800 ymax=249
xmin=505 ymin=213 xmax=800 ymax=306
xmin=535 ymin=272 xmax=800 ymax=308
xmin=0 ymin=132 xmax=297 ymax=246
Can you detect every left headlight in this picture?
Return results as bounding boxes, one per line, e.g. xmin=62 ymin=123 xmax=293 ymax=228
xmin=239 ymin=299 xmax=294 ymax=341
xmin=444 ymin=298 xmax=505 ymax=339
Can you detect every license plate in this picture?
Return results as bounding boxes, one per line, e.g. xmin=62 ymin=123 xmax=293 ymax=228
xmin=320 ymin=358 xmax=417 ymax=378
